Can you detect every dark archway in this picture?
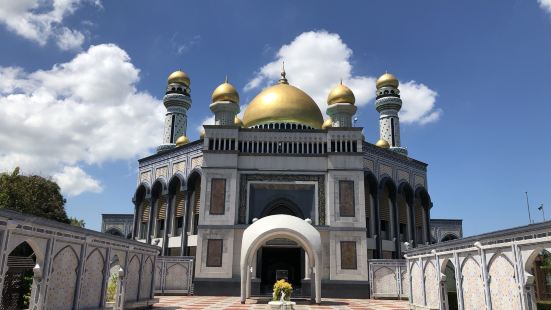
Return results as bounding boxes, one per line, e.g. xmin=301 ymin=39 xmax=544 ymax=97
xmin=261 ymin=198 xmax=304 ymax=219
xmin=364 ymin=172 xmax=378 ymax=259
xmin=414 ymin=186 xmax=431 ymax=246
xmin=444 ymin=260 xmax=458 ymax=310
xmin=441 ymin=234 xmax=458 ymax=242
xmin=1 ymin=242 xmax=36 ymax=310
xmin=105 ymin=227 xmax=123 ymax=237
xmin=378 ymin=177 xmax=397 ymax=258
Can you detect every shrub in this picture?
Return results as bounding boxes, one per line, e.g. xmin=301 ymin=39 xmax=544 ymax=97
xmin=106 ymin=273 xmax=118 ymax=302
xmin=272 ymin=279 xmax=292 ymax=301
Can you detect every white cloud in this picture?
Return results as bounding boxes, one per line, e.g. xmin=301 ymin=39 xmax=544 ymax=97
xmin=245 ymin=30 xmax=441 ymax=125
xmin=539 ymin=0 xmax=551 ymax=15
xmin=53 ymin=166 xmax=102 ymax=196
xmin=0 ymin=0 xmax=95 ymax=50
xmin=0 ymin=44 xmax=164 ymax=196
xmin=56 ymin=27 xmax=85 ymax=51
xmin=399 ymin=81 xmax=441 ymax=124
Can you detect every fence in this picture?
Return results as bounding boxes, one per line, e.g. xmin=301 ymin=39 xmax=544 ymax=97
xmin=155 ymin=256 xmax=194 ymax=295
xmin=0 ymin=209 xmax=159 ymax=310
xmin=368 ymin=259 xmax=408 ymax=299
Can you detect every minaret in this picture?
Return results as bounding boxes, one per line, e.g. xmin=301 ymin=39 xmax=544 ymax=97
xmin=209 ymin=77 xmax=240 ymax=125
xmin=158 ymin=70 xmax=192 ymax=152
xmin=326 ymin=80 xmax=357 ymax=127
xmin=375 ymin=73 xmax=407 ymax=155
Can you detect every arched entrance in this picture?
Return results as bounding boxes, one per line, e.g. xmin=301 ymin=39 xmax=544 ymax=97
xmin=443 ymin=260 xmax=458 ymax=310
xmin=240 ymin=215 xmax=322 ymax=304
xmin=1 ymin=242 xmax=36 ymax=310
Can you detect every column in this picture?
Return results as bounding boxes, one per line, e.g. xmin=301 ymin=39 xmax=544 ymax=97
xmin=162 ymin=193 xmax=173 ymax=256
xmin=180 ymin=191 xmax=190 ymax=256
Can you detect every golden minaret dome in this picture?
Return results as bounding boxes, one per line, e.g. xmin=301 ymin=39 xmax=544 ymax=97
xmin=199 ymin=128 xmax=205 ymax=139
xmin=327 ymin=81 xmax=355 ymax=105
xmin=375 ymin=138 xmax=390 ymax=149
xmin=175 ymin=135 xmax=190 ymax=147
xmin=234 ymin=116 xmax=244 ymax=127
xmin=168 ymin=70 xmax=190 ymax=87
xmin=376 ymin=72 xmax=399 ymax=89
xmin=322 ymin=118 xmax=333 ymax=129
xmin=242 ymin=65 xmax=323 ymax=129
xmin=211 ymin=77 xmax=239 ymax=104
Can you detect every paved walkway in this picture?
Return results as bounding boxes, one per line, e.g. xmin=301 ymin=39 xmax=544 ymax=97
xmin=153 ymin=296 xmax=409 ymax=310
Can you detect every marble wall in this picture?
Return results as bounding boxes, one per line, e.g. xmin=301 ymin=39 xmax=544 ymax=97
xmin=0 ymin=209 xmax=159 ymax=310
xmin=406 ymin=220 xmax=551 ymax=310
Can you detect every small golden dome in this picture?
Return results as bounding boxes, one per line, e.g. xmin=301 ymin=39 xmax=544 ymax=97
xmin=376 ymin=73 xmax=399 ymax=89
xmin=328 ymin=82 xmax=355 ymax=105
xmin=168 ymin=70 xmax=190 ymax=87
xmin=322 ymin=118 xmax=333 ymax=129
xmin=234 ymin=116 xmax=243 ymax=127
xmin=211 ymin=78 xmax=239 ymax=104
xmin=375 ymin=138 xmax=390 ymax=149
xmin=242 ymin=83 xmax=323 ymax=129
xmin=175 ymin=135 xmax=190 ymax=147
xmin=199 ymin=128 xmax=205 ymax=139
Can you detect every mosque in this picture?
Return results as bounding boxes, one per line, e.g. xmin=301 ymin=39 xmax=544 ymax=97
xmin=130 ymin=67 xmax=435 ymax=298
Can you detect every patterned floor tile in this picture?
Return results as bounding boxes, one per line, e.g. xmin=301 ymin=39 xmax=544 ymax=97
xmin=153 ymin=296 xmax=409 ymax=310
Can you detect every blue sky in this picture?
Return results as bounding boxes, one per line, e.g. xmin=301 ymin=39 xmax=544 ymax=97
xmin=0 ymin=1 xmax=550 ymax=235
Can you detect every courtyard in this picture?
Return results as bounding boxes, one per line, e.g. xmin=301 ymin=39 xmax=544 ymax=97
xmin=152 ymin=296 xmax=409 ymax=310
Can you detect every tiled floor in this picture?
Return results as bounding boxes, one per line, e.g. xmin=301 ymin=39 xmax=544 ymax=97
xmin=153 ymin=296 xmax=409 ymax=310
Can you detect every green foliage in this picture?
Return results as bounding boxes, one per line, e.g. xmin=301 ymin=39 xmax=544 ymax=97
xmin=69 ymin=217 xmax=86 ymax=228
xmin=106 ymin=272 xmax=119 ymax=302
xmin=22 ymin=270 xmax=33 ymax=309
xmin=0 ymin=167 xmax=69 ymax=223
xmin=272 ymin=279 xmax=292 ymax=301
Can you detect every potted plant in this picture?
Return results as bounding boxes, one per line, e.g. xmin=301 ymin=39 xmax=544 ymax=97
xmin=269 ymin=279 xmax=295 ymax=309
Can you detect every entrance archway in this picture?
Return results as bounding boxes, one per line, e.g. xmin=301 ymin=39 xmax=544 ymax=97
xmin=443 ymin=260 xmax=458 ymax=310
xmin=240 ymin=214 xmax=322 ymax=304
xmin=1 ymin=242 xmax=36 ymax=309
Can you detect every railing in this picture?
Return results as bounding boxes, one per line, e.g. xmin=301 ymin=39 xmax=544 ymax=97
xmin=206 ymin=129 xmax=362 ymax=154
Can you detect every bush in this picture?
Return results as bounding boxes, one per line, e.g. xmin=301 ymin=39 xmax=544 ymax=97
xmin=272 ymin=279 xmax=292 ymax=301
xmin=106 ymin=273 xmax=118 ymax=302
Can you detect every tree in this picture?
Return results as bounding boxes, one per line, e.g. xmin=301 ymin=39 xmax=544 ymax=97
xmin=69 ymin=217 xmax=86 ymax=228
xmin=0 ymin=167 xmax=69 ymax=223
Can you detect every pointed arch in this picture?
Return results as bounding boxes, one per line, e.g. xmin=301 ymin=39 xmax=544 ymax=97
xmin=169 ymin=172 xmax=187 ymax=194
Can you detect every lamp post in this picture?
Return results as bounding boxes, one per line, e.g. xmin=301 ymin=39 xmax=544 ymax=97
xmin=539 ymin=204 xmax=545 ymax=222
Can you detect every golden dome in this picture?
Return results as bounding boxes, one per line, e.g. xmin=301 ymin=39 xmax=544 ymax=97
xmin=375 ymin=138 xmax=390 ymax=149
xmin=376 ymin=73 xmax=399 ymax=89
xmin=242 ymin=83 xmax=323 ymax=129
xmin=234 ymin=116 xmax=243 ymax=127
xmin=175 ymin=135 xmax=190 ymax=147
xmin=211 ymin=78 xmax=239 ymax=104
xmin=199 ymin=128 xmax=205 ymax=139
xmin=328 ymin=82 xmax=355 ymax=105
xmin=168 ymin=70 xmax=190 ymax=87
xmin=322 ymin=118 xmax=333 ymax=129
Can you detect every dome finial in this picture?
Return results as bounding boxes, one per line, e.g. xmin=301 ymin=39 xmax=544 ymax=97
xmin=279 ymin=61 xmax=288 ymax=84
xmin=225 ymin=75 xmax=228 ymax=83
xmin=340 ymin=78 xmax=343 ymax=85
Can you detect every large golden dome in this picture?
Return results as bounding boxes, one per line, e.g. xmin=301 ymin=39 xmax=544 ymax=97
xmin=242 ymin=82 xmax=323 ymax=129
xmin=327 ymin=82 xmax=355 ymax=105
xmin=168 ymin=70 xmax=190 ymax=87
xmin=211 ymin=78 xmax=239 ymax=104
xmin=376 ymin=73 xmax=399 ymax=89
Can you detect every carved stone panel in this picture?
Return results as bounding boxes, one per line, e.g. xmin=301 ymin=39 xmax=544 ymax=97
xmin=172 ymin=161 xmax=186 ymax=175
xmin=206 ymin=239 xmax=223 ymax=267
xmin=209 ymin=178 xmax=226 ymax=215
xmin=191 ymin=156 xmax=203 ymax=169
xmin=339 ymin=180 xmax=355 ymax=217
xmin=155 ymin=166 xmax=168 ymax=180
xmin=340 ymin=241 xmax=357 ymax=270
